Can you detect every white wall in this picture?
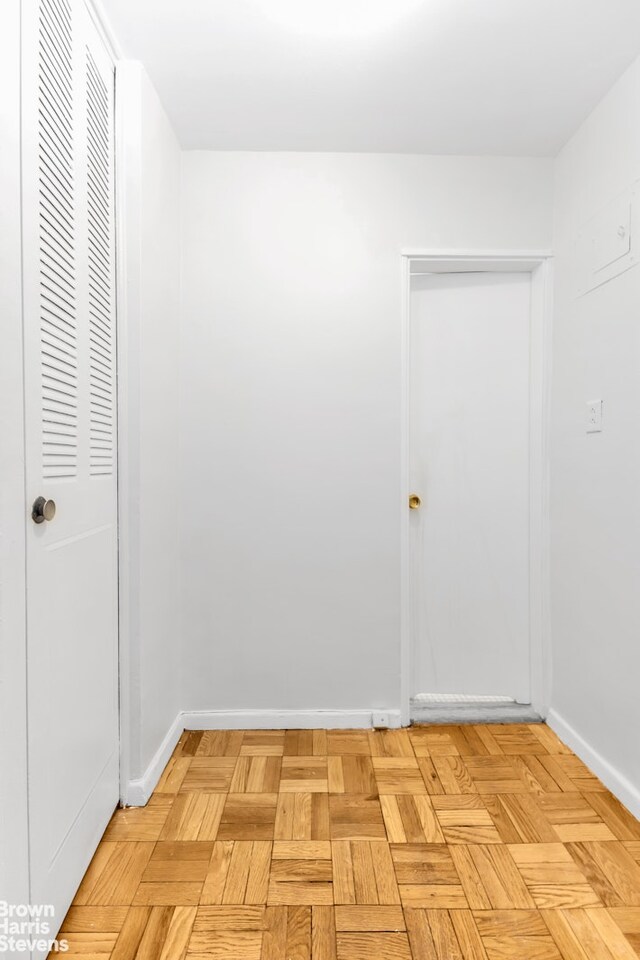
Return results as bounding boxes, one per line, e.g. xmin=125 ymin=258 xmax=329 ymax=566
xmin=550 ymin=55 xmax=640 ymax=814
xmin=180 ymin=152 xmax=554 ymax=722
xmin=118 ymin=63 xmax=183 ymax=796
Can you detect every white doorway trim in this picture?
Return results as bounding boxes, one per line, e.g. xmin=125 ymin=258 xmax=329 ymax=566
xmin=115 ymin=61 xmax=142 ymax=806
xmin=399 ymin=250 xmax=554 ymax=726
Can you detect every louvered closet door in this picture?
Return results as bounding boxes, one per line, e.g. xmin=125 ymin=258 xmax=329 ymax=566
xmin=22 ymin=0 xmax=118 ymax=936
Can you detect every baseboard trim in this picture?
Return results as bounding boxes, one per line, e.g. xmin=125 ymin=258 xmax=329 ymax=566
xmin=182 ymin=709 xmax=401 ymax=731
xmin=123 ymin=707 xmax=403 ymax=805
xmin=547 ymin=708 xmax=640 ymax=820
xmin=122 ymin=711 xmax=183 ymax=807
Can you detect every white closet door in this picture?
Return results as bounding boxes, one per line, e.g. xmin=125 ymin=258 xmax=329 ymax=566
xmin=410 ymin=272 xmax=532 ymax=704
xmin=22 ymin=0 xmax=118 ymax=940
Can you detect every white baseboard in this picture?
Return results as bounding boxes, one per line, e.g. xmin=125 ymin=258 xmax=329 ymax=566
xmin=122 ymin=711 xmax=183 ymax=806
xmin=122 ymin=707 xmax=402 ymax=805
xmin=122 ymin=706 xmax=640 ymax=821
xmin=182 ymin=709 xmax=401 ymax=731
xmin=547 ymin=708 xmax=640 ymax=820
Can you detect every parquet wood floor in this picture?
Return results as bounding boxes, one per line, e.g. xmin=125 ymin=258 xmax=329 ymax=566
xmin=53 ymin=724 xmax=640 ymax=959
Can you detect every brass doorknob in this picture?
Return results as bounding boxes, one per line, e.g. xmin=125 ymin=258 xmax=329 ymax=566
xmin=32 ymin=496 xmax=56 ymax=524
xmin=408 ymin=494 xmax=421 ymax=510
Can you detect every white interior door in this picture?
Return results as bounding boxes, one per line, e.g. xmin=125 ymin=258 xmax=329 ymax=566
xmin=409 ymin=271 xmax=532 ymax=704
xmin=22 ymin=0 xmax=118 ymax=939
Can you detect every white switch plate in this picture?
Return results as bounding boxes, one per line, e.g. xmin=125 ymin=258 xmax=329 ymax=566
xmin=371 ymin=711 xmax=391 ymax=729
xmin=586 ymin=399 xmax=603 ymax=433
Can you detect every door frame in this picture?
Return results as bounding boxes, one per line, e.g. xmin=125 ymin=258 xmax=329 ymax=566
xmin=399 ymin=250 xmax=554 ymax=726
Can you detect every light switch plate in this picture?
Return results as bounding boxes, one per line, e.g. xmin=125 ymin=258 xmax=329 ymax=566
xmin=586 ymin=399 xmax=603 ymax=433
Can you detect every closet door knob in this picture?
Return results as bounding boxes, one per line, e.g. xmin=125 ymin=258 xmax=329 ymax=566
xmin=408 ymin=494 xmax=421 ymax=510
xmin=32 ymin=496 xmax=56 ymax=524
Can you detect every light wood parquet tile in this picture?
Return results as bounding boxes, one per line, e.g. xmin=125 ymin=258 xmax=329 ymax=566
xmin=487 ymin=724 xmax=550 ymax=756
xmin=329 ymin=794 xmax=387 ymax=840
xmin=542 ymin=907 xmax=632 ymax=960
xmin=155 ymin=757 xmax=192 ymax=795
xmin=136 ymin=905 xmax=184 ymax=960
xmin=180 ymin=758 xmax=237 ymax=793
xmin=156 ymin=905 xmax=200 ymax=960
xmin=268 ymin=840 xmax=333 ymax=905
xmin=553 ymin=756 xmax=608 ymax=793
xmin=56 ymin=906 xmax=129 ymax=959
xmin=625 ymin=842 xmax=640 ymax=865
xmin=230 ymin=756 xmax=282 ymax=793
xmin=335 ymin=905 xmax=405 ymax=931
xmin=528 ymin=724 xmax=572 ymax=755
xmin=108 ymin=906 xmax=154 ymax=960
xmin=391 ymin=843 xmax=468 ymax=909
xmin=240 ymin=732 xmax=286 ymax=756
xmin=449 ymin=908 xmax=490 ymax=959
xmin=52 ymin=724 xmax=640 ymax=959
xmin=102 ymin=796 xmax=174 ymax=841
xmin=275 ymin=792 xmax=330 ymax=840
xmin=462 ymin=757 xmax=528 ymax=795
xmin=312 ymin=904 xmax=338 ymax=960
xmin=409 ymin=727 xmax=461 ymax=758
xmin=567 ymin=841 xmax=640 ymax=905
xmin=449 ymin=845 xmax=493 ymax=909
xmin=327 ymin=731 xmax=371 ymax=756
xmin=176 ymin=731 xmax=204 ymax=757
xmin=333 ymin=840 xmax=400 ymax=905
xmin=217 ymin=793 xmax=279 ymax=840
xmin=473 ymin=726 xmax=505 ymax=756
xmin=473 ymin=909 xmax=563 ymax=960
xmin=328 ymin=756 xmax=378 ymax=794
xmin=280 ymin=757 xmax=329 ymax=793
xmin=336 ymin=931 xmax=412 ymax=959
xmin=199 ymin=841 xmax=273 ymax=904
xmin=142 ymin=841 xmax=213 ymax=883
xmin=381 ymin=795 xmax=444 ymax=843
xmin=262 ymin=905 xmax=313 ymax=960
xmin=73 ymin=842 xmax=155 ymax=905
xmin=406 ymin=908 xmax=464 ymax=959
xmin=586 ymin=793 xmax=640 ymax=841
xmin=431 ymin=795 xmax=502 ymax=845
xmin=509 ymin=842 xmax=602 ymax=908
xmin=133 ymin=881 xmax=203 ymax=906
xmin=607 ymin=907 xmax=640 ymax=956
xmin=432 ymin=756 xmax=478 ymax=794
xmin=466 ymin=844 xmax=536 ymax=908
xmin=159 ymin=792 xmax=226 ymax=841
xmin=60 ymin=905 xmax=130 ymax=933
xmin=279 ymin=731 xmax=330 ymax=758
xmin=373 ymin=758 xmax=429 ymax=795
xmin=369 ymin=730 xmax=415 ymax=758
xmin=485 ymin=794 xmax=559 ymax=843
xmin=439 ymin=724 xmax=493 ymax=757
xmin=195 ymin=730 xmax=244 ymax=758
xmin=416 ymin=758 xmax=446 ymax=795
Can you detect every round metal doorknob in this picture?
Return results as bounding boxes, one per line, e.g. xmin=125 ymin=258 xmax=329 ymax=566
xmin=408 ymin=494 xmax=421 ymax=510
xmin=32 ymin=496 xmax=56 ymax=524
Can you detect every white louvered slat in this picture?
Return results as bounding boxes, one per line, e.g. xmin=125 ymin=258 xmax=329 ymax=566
xmin=86 ymin=48 xmax=114 ymax=477
xmin=38 ymin=0 xmax=77 ymax=479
